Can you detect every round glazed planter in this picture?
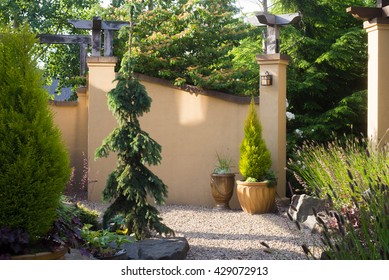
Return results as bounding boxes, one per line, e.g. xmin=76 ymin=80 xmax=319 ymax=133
xmin=210 ymin=173 xmax=235 ymax=210
xmin=236 ymin=180 xmax=276 ymax=214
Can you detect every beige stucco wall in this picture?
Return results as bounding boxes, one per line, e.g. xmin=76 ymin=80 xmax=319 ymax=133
xmin=52 ymin=57 xmax=281 ymax=209
xmin=49 ymin=87 xmax=88 ymax=191
xmin=136 ymin=76 xmax=252 ymax=208
xmin=85 ymin=56 xmax=255 ymax=208
xmin=364 ymin=21 xmax=389 ymax=148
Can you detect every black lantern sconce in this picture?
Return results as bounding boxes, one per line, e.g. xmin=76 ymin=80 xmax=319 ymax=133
xmin=260 ymin=71 xmax=272 ymax=86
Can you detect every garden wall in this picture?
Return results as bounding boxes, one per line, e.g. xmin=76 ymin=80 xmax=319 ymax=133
xmin=49 ymin=87 xmax=88 ymax=197
xmin=50 ymin=62 xmax=257 ymax=209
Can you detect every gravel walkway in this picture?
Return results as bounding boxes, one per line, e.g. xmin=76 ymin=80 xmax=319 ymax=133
xmin=159 ymin=204 xmax=321 ymax=260
xmin=80 ymin=201 xmax=321 ymax=260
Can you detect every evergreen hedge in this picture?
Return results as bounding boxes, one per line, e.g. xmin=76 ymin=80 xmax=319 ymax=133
xmin=0 ymin=26 xmax=70 ymax=240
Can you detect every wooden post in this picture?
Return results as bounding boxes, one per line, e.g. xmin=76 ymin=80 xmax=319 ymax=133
xmin=104 ymin=30 xmax=114 ymax=56
xmin=266 ymin=25 xmax=280 ymax=54
xmin=246 ymin=12 xmax=301 ymax=54
xmin=92 ymin=17 xmax=102 ymax=56
xmin=68 ymin=18 xmax=130 ymax=57
xmin=80 ymin=44 xmax=87 ymax=76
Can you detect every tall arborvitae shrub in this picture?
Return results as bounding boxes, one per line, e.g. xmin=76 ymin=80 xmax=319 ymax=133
xmin=239 ymin=98 xmax=272 ymax=181
xmin=95 ymin=11 xmax=174 ymax=239
xmin=0 ymin=26 xmax=70 ymax=239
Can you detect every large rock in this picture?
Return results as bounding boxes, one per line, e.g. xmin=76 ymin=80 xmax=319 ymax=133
xmin=123 ymin=237 xmax=190 ymax=260
xmin=288 ymin=194 xmax=326 ymax=223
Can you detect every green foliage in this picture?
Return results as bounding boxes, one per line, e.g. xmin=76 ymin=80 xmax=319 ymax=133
xmin=0 ymin=0 xmax=100 ymax=95
xmin=95 ymin=73 xmax=174 ymax=240
xmin=275 ymin=0 xmax=370 ymax=145
xmin=228 ymin=35 xmax=263 ymax=95
xmin=95 ymin=16 xmax=174 ymax=239
xmin=81 ymin=224 xmax=131 ymax=258
xmin=123 ymin=0 xmax=250 ymax=94
xmin=318 ymin=179 xmax=389 ymax=260
xmin=288 ymin=137 xmax=389 ymax=209
xmin=300 ymin=179 xmax=389 ymax=259
xmin=0 ymin=26 xmax=71 ymax=239
xmin=213 ymin=153 xmax=233 ymax=174
xmin=74 ymin=202 xmax=100 ymax=229
xmin=289 ymin=134 xmax=389 ymax=259
xmin=57 ymin=197 xmax=100 ymax=230
xmin=239 ymin=98 xmax=272 ymax=181
xmin=294 ymin=165 xmax=389 ymax=260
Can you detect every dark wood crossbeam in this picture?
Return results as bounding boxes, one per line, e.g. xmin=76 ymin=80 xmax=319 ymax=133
xmin=38 ymin=34 xmax=90 ymax=75
xmin=347 ymin=0 xmax=389 ymax=21
xmin=246 ymin=12 xmax=301 ymax=54
xmin=68 ymin=17 xmax=130 ymax=57
xmin=68 ymin=19 xmax=131 ymax=30
xmin=346 ymin=7 xmax=382 ymax=20
xmin=38 ymin=34 xmax=91 ymax=45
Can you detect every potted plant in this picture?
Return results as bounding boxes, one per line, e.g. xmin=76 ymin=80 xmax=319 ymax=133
xmin=80 ymin=224 xmax=132 ymax=260
xmin=210 ymin=153 xmax=235 ymax=210
xmin=236 ymin=98 xmax=276 ymax=214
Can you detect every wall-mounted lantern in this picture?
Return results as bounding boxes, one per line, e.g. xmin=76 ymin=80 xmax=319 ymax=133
xmin=261 ymin=71 xmax=272 ymax=86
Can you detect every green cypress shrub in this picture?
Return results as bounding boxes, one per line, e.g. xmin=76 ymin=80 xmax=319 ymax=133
xmin=0 ymin=26 xmax=70 ymax=240
xmin=239 ymin=98 xmax=272 ymax=181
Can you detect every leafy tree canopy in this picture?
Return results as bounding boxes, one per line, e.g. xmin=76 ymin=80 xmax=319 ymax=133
xmin=99 ymin=0 xmax=262 ymax=95
xmin=273 ymin=0 xmax=373 ymax=146
xmin=0 ymin=0 xmax=100 ymax=93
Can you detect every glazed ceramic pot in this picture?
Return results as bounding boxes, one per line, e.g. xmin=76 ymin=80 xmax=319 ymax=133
xmin=236 ymin=180 xmax=275 ymax=214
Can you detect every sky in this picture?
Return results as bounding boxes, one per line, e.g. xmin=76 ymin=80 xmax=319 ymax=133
xmin=100 ymin=0 xmax=265 ymax=14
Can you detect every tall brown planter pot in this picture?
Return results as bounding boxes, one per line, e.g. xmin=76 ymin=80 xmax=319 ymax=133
xmin=236 ymin=180 xmax=275 ymax=214
xmin=210 ymin=173 xmax=235 ymax=210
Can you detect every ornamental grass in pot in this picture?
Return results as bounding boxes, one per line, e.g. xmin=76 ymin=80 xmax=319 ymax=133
xmin=210 ymin=153 xmax=235 ymax=210
xmin=237 ymin=98 xmax=276 ymax=214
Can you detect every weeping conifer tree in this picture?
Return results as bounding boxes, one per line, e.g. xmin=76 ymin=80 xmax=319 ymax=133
xmin=95 ymin=7 xmax=174 ymax=240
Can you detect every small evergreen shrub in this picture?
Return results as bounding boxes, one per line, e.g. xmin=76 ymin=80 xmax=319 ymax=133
xmin=95 ymin=15 xmax=174 ymax=239
xmin=0 ymin=26 xmax=70 ymax=240
xmin=239 ymin=98 xmax=272 ymax=181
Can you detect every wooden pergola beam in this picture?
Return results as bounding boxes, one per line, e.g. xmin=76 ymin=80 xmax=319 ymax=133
xmin=347 ymin=0 xmax=389 ymax=21
xmin=68 ymin=20 xmax=131 ymax=30
xmin=38 ymin=34 xmax=91 ymax=76
xmin=38 ymin=34 xmax=91 ymax=45
xmin=346 ymin=7 xmax=382 ymax=20
xmin=68 ymin=17 xmax=130 ymax=57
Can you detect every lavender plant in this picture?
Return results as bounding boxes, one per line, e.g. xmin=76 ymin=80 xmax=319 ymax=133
xmin=288 ymin=137 xmax=389 ymax=209
xmin=289 ymin=137 xmax=389 ymax=259
xmin=297 ymin=177 xmax=389 ymax=260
